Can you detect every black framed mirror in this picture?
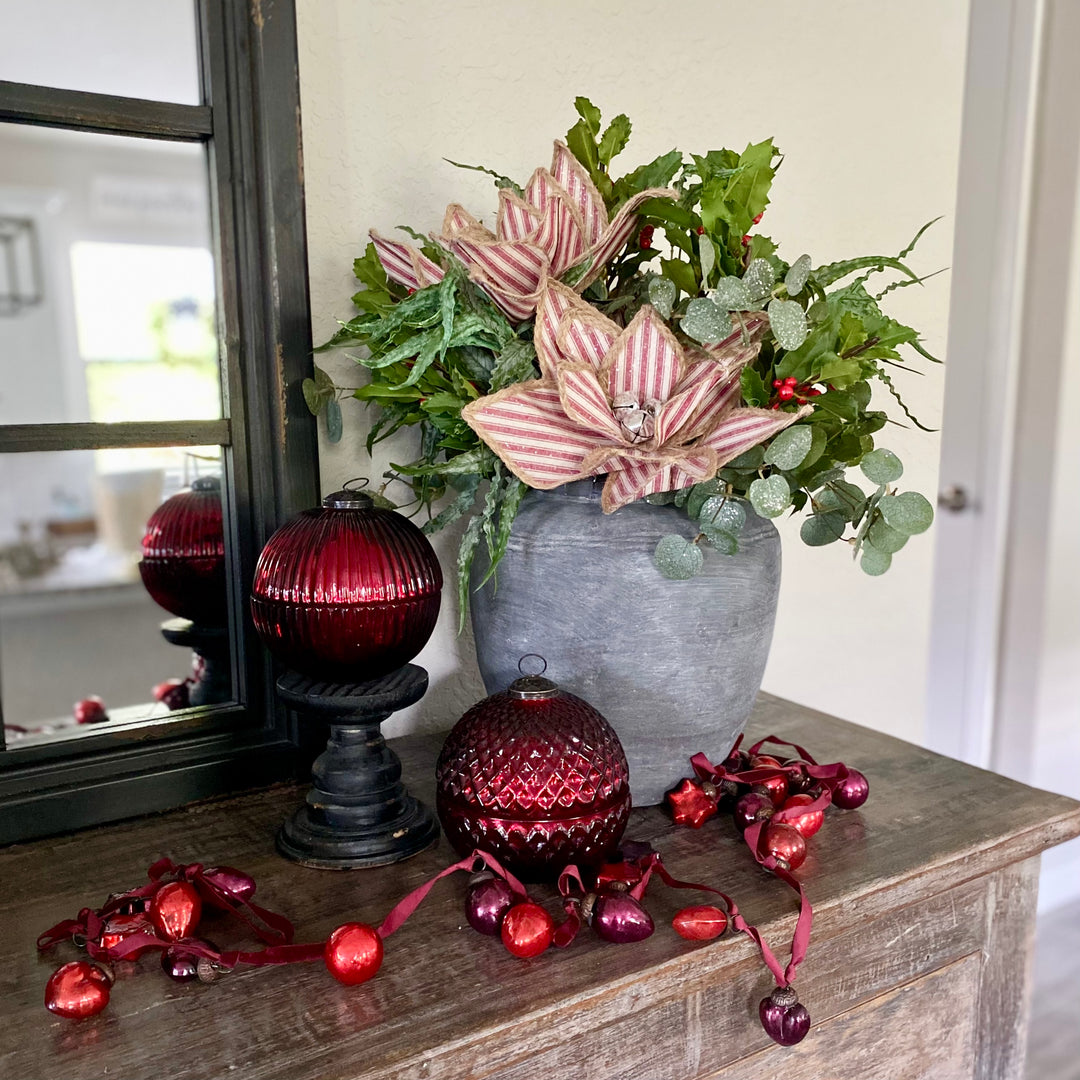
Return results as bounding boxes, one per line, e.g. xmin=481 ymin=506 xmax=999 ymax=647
xmin=0 ymin=0 xmax=318 ymax=843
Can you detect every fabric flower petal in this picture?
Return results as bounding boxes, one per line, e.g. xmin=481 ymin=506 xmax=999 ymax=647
xmin=556 ymin=365 xmax=625 ymax=443
xmin=534 ymin=280 xmax=576 ymax=379
xmin=553 ymin=283 xmax=619 ymax=370
xmin=527 ymin=175 xmax=589 ymax=277
xmin=550 ymin=140 xmax=607 ymax=248
xmin=702 ymin=315 xmax=769 ymax=374
xmin=496 ymin=189 xmax=542 ymax=244
xmin=369 ymin=231 xmax=445 ymax=292
xmin=654 ymin=358 xmax=730 ymax=446
xmin=447 ymin=236 xmax=549 ymax=322
xmin=702 ymin=405 xmax=814 ymax=466
xmin=461 ymin=381 xmax=613 ymax=489
xmin=599 ymin=450 xmax=718 ymax=513
xmin=604 ymin=304 xmax=684 ymax=405
xmin=576 ymin=187 xmax=676 ymax=291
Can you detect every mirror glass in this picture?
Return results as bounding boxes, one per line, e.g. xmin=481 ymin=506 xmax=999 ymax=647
xmin=0 ymin=0 xmax=201 ymax=105
xmin=0 ymin=125 xmax=221 ymax=425
xmin=0 ymin=446 xmax=234 ymax=745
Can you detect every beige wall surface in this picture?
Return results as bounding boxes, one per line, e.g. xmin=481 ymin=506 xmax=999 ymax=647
xmin=296 ymin=0 xmax=969 ymax=740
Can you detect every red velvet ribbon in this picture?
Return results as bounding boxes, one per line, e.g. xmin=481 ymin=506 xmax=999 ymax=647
xmin=553 ymin=865 xmax=588 ymax=947
xmin=377 ymin=850 xmax=526 ymax=938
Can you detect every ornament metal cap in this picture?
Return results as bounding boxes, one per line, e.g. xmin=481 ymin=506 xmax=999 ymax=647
xmin=322 ymin=477 xmax=375 ymax=511
xmin=508 ymin=654 xmax=560 ymax=699
xmin=190 ymin=475 xmax=221 ymax=493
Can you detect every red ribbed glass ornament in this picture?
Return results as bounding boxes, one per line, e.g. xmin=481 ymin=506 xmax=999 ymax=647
xmin=138 ymin=476 xmax=226 ymax=625
xmin=436 ymin=669 xmax=631 ymax=879
xmin=250 ymin=488 xmax=442 ymax=682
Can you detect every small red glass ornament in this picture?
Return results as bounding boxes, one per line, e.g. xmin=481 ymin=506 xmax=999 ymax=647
xmin=139 ymin=476 xmax=226 ymax=626
xmin=251 ymin=486 xmax=442 ymax=682
xmin=44 ymin=961 xmax=111 ymax=1019
xmin=436 ymin=660 xmax=631 ymax=879
xmin=759 ymin=986 xmax=811 ymax=1046
xmin=98 ymin=913 xmax=153 ymax=959
xmin=324 ymin=922 xmax=383 ymax=985
xmin=781 ymin=794 xmax=824 ymax=839
xmin=832 ymin=768 xmax=870 ymax=810
xmin=464 ymin=871 xmax=515 ymax=936
xmin=761 ymin=821 xmax=807 ymax=871
xmin=668 ymin=778 xmax=718 ymax=828
xmin=672 ymin=904 xmax=728 ymax=941
xmin=749 ymin=755 xmax=788 ymax=807
xmin=733 ymin=790 xmax=774 ymax=832
xmin=73 ymin=697 xmax=108 ymax=725
xmin=149 ymin=881 xmax=202 ymax=942
xmin=500 ymin=901 xmax=554 ymax=959
xmin=153 ymin=678 xmax=190 ymax=711
xmin=201 ymin=865 xmax=257 ymax=905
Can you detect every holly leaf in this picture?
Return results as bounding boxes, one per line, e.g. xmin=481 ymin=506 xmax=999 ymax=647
xmin=353 ymin=241 xmax=389 ymax=293
xmin=740 ymin=365 xmax=768 ymax=407
xmin=598 ymin=114 xmax=632 ymax=166
xmin=574 ymin=96 xmax=602 ymax=136
xmin=612 ymin=151 xmax=684 ymax=206
xmin=660 ymin=258 xmax=699 ymax=298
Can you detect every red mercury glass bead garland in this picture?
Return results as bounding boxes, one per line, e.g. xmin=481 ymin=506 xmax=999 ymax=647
xmin=35 ymin=735 xmax=868 ymax=1054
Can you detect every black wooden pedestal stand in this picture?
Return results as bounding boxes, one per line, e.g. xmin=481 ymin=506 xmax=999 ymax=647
xmin=275 ymin=664 xmax=439 ymax=869
xmin=160 ymin=618 xmax=231 ymax=706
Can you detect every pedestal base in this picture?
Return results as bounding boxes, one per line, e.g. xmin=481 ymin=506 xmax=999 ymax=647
xmin=275 ymin=665 xmax=439 ymax=870
xmin=160 ymin=618 xmax=231 ymax=706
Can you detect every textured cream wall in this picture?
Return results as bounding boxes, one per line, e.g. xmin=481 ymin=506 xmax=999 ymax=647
xmin=296 ymin=0 xmax=969 ymax=740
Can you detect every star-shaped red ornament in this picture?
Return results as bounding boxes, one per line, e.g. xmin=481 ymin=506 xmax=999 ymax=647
xmin=667 ymin=779 xmax=718 ymax=828
xmin=596 ymin=862 xmax=643 ymax=890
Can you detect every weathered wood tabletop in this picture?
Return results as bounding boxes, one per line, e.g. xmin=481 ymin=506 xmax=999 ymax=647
xmin=2 ymin=693 xmax=1078 ymax=1080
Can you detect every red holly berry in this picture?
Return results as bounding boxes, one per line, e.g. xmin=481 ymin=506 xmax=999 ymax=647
xmin=753 ymin=212 xmax=764 ymax=225
xmin=74 ymin=697 xmax=107 ymax=724
xmin=770 ymin=403 xmax=781 ymax=410
xmin=772 ymin=379 xmax=782 ymax=388
xmin=778 ymin=386 xmax=794 ymax=401
xmin=696 ymin=225 xmax=705 ymax=235
xmin=638 ymin=225 xmax=655 ymax=249
xmin=784 ymin=377 xmax=798 ymax=387
xmin=808 ymin=388 xmax=822 ymax=397
xmin=741 ymin=235 xmax=751 ymax=246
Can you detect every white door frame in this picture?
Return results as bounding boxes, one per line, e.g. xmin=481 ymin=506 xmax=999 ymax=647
xmin=927 ymin=0 xmax=1080 ymax=779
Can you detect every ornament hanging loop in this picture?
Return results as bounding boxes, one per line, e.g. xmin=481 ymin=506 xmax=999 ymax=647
xmin=517 ymin=653 xmax=547 ymax=677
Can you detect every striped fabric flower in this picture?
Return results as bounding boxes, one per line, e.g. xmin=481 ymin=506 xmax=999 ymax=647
xmin=369 ymin=142 xmax=671 ymax=322
xmin=462 ymin=281 xmax=812 ymax=513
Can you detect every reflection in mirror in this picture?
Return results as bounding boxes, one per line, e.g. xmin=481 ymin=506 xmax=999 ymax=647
xmin=0 ymin=448 xmax=234 ymax=745
xmin=0 ymin=124 xmax=221 ymax=426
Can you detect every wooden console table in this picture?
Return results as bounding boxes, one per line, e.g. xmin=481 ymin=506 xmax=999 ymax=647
xmin=2 ymin=694 xmax=1078 ymax=1080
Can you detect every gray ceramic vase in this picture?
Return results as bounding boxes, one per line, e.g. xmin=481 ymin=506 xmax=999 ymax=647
xmin=469 ymin=477 xmax=782 ymax=806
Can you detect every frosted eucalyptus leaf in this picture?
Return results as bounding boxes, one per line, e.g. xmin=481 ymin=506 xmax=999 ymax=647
xmin=712 ymin=276 xmax=753 ymax=311
xmin=867 ymin=516 xmax=909 ymax=553
xmin=742 ymin=258 xmax=776 ymax=301
xmin=878 ymin=491 xmax=934 ymax=535
xmin=698 ymin=235 xmax=716 ymax=286
xmin=699 ymin=495 xmax=746 ymax=535
xmin=768 ymin=298 xmax=809 ymax=350
xmin=701 ymin=526 xmax=738 ymax=554
xmin=800 ymin=511 xmax=846 ymax=546
xmin=644 ymin=491 xmax=677 ymax=505
xmin=785 ymin=254 xmax=812 ymax=296
xmin=686 ymin=479 xmax=724 ymax=520
xmin=654 ymin=534 xmax=705 ymax=579
xmin=647 ymin=276 xmax=677 ymax=319
xmin=683 ymin=298 xmax=732 ymax=345
xmin=726 ymin=446 xmax=766 ymax=470
xmin=860 ymin=546 xmax=892 ymax=576
xmin=748 ymin=475 xmax=791 ymax=519
xmin=325 ymin=399 xmax=343 ymax=443
xmin=860 ymin=448 xmax=904 ymax=485
xmin=763 ymin=425 xmax=813 ymax=471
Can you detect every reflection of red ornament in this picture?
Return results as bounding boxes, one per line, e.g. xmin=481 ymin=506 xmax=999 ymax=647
xmin=500 ymin=902 xmax=554 ymax=958
xmin=324 ymin=923 xmax=383 ymax=985
xmin=251 ymin=488 xmax=442 ymax=682
xmin=673 ymin=905 xmax=728 ymax=941
xmin=436 ymin=667 xmax=631 ymax=879
xmin=139 ymin=476 xmax=226 ymax=626
xmin=782 ymin=794 xmax=824 ymax=838
xmin=149 ymin=881 xmax=202 ymax=942
xmin=44 ymin=961 xmax=111 ymax=1019
xmin=74 ymin=697 xmax=108 ymax=724
xmin=153 ymin=678 xmax=190 ymax=711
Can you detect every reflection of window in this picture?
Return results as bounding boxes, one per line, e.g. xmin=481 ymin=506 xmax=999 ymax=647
xmin=70 ymin=242 xmax=220 ymax=423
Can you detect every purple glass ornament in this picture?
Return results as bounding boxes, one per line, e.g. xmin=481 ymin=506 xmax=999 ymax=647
xmin=782 ymin=759 xmax=815 ymax=795
xmin=139 ymin=476 xmax=226 ymax=626
xmin=251 ymin=488 xmax=442 ymax=682
xmin=832 ymin=768 xmax=870 ymax=810
xmin=202 ymin=865 xmax=256 ymax=904
xmin=733 ymin=790 xmax=774 ymax=832
xmin=759 ymin=986 xmax=811 ymax=1046
xmin=592 ymin=890 xmax=654 ymax=944
xmin=464 ymin=872 xmax=515 ymax=936
xmin=161 ymin=946 xmax=199 ymax=982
